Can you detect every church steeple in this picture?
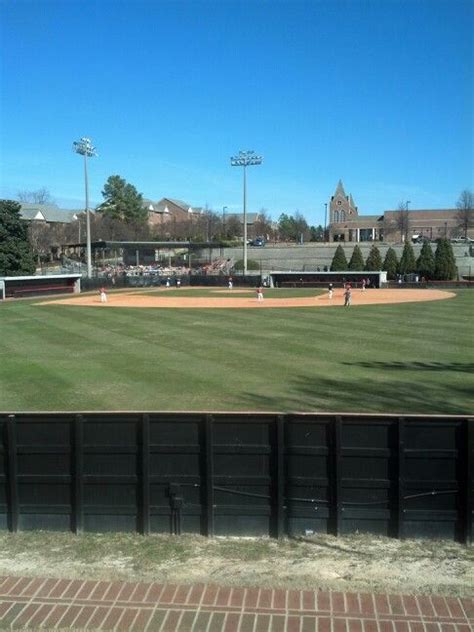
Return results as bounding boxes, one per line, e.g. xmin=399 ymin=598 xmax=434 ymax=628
xmin=334 ymin=179 xmax=346 ymax=198
xmin=329 ymin=180 xmax=359 ymax=226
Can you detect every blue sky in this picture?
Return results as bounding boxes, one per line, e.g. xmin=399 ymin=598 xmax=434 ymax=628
xmin=1 ymin=0 xmax=472 ymax=226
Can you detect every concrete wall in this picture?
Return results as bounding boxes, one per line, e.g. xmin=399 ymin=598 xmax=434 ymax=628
xmin=221 ymin=242 xmax=474 ymax=278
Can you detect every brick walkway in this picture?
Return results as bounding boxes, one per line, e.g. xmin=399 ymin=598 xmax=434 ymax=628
xmin=0 ymin=576 xmax=472 ymax=631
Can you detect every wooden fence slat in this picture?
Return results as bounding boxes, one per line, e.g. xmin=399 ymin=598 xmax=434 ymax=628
xmin=73 ymin=414 xmax=84 ymax=534
xmin=204 ymin=414 xmax=214 ymax=536
xmin=6 ymin=415 xmax=19 ymax=532
xmin=332 ymin=416 xmax=343 ymax=536
xmin=465 ymin=418 xmax=474 ymax=545
xmin=141 ymin=414 xmax=151 ymax=535
xmin=397 ymin=417 xmax=406 ymax=540
xmin=275 ymin=415 xmax=285 ymax=539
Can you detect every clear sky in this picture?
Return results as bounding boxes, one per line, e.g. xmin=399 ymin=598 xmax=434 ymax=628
xmin=0 ymin=0 xmax=472 ymax=226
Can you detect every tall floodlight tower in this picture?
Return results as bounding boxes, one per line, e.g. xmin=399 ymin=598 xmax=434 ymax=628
xmin=73 ymin=137 xmax=97 ymax=278
xmin=230 ymin=150 xmax=263 ymax=275
xmin=324 ymin=202 xmax=328 ymax=241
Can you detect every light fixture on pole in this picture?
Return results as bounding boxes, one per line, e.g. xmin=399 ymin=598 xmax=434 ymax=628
xmin=230 ymin=150 xmax=263 ymax=275
xmin=406 ymin=200 xmax=411 ymax=211
xmin=73 ymin=137 xmax=97 ymax=278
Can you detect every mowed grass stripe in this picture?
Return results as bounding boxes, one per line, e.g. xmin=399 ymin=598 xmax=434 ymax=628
xmin=0 ymin=290 xmax=472 ymax=413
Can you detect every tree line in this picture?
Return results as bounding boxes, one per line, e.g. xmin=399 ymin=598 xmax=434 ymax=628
xmin=330 ymin=240 xmax=458 ymax=280
xmin=1 ymin=178 xmax=472 ymax=275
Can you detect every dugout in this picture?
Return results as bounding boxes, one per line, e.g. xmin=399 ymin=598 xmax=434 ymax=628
xmin=0 ymin=274 xmax=81 ymax=299
xmin=268 ymin=270 xmax=387 ymax=289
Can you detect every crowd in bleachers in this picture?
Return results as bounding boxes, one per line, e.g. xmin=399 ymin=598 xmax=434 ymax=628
xmin=93 ymin=259 xmax=233 ymax=281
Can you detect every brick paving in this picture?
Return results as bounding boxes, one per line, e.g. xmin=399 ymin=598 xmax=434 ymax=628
xmin=0 ymin=576 xmax=472 ymax=631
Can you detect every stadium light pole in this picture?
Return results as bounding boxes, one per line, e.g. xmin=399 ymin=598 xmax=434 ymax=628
xmin=222 ymin=205 xmax=227 ymax=236
xmin=230 ymin=150 xmax=263 ymax=275
xmin=73 ymin=137 xmax=97 ymax=278
xmin=324 ymin=202 xmax=328 ymax=242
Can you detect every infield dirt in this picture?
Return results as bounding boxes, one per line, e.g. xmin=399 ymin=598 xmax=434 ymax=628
xmin=40 ymin=288 xmax=455 ymax=309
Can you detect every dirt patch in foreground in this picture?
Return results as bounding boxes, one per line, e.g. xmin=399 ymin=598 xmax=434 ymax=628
xmin=0 ymin=532 xmax=472 ymax=596
xmin=40 ymin=288 xmax=455 ymax=309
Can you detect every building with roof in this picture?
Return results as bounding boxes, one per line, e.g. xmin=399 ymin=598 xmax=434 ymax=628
xmin=328 ymin=180 xmax=465 ymax=243
xmin=19 ymin=203 xmax=80 ymax=225
xmin=144 ymin=198 xmax=204 ymax=228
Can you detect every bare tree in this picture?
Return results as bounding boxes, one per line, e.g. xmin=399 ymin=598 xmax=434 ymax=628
xmin=225 ymin=215 xmax=243 ymax=240
xmin=253 ymin=209 xmax=273 ymax=240
xmin=394 ymin=201 xmax=411 ymax=242
xmin=17 ymin=188 xmax=54 ymax=205
xmin=28 ymin=223 xmax=52 ymax=265
xmin=455 ymin=189 xmax=473 ymax=239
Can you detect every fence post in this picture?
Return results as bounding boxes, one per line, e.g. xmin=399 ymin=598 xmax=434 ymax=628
xmin=141 ymin=414 xmax=151 ymax=535
xmin=275 ymin=415 xmax=286 ymax=539
xmin=330 ymin=416 xmax=343 ymax=536
xmin=465 ymin=418 xmax=473 ymax=545
xmin=6 ymin=415 xmax=19 ymax=533
xmin=204 ymin=414 xmax=215 ymax=537
xmin=73 ymin=414 xmax=84 ymax=534
xmin=397 ymin=417 xmax=406 ymax=540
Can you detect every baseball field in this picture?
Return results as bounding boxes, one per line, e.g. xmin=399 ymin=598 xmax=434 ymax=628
xmin=0 ymin=286 xmax=472 ymax=414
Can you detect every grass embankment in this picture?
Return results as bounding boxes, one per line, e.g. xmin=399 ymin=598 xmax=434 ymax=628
xmin=0 ymin=288 xmax=472 ymax=413
xmin=0 ymin=531 xmax=472 ymax=596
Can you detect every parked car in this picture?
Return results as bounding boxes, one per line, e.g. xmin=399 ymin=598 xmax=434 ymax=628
xmin=250 ymin=238 xmax=265 ymax=247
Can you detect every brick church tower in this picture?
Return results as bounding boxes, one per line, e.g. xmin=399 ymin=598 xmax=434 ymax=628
xmin=329 ymin=180 xmax=358 ymax=224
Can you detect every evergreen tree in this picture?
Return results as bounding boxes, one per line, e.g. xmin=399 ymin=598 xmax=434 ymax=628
xmin=416 ymin=241 xmax=435 ymax=279
xmin=330 ymin=245 xmax=348 ymax=271
xmin=348 ymin=245 xmax=365 ymax=270
xmin=365 ymin=245 xmax=383 ymax=271
xmin=277 ymin=212 xmax=310 ymax=242
xmin=382 ymin=247 xmax=399 ymax=280
xmin=97 ymin=175 xmax=147 ymax=224
xmin=434 ymin=238 xmax=457 ymax=280
xmin=0 ymin=200 xmax=36 ymax=276
xmin=399 ymin=241 xmax=416 ymax=275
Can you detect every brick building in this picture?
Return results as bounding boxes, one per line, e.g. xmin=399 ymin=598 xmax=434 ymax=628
xmin=328 ymin=180 xmax=464 ymax=243
xmin=144 ymin=198 xmax=204 ymax=228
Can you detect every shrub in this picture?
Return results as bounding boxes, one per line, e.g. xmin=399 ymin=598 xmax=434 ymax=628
xmin=330 ymin=245 xmax=348 ymax=271
xmin=365 ymin=245 xmax=383 ymax=271
xmin=382 ymin=247 xmax=399 ymax=280
xmin=348 ymin=245 xmax=365 ymax=270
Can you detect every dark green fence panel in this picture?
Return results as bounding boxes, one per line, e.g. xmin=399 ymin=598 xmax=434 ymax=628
xmin=81 ymin=413 xmax=139 ymax=533
xmin=0 ymin=412 xmax=472 ymax=542
xmin=285 ymin=415 xmax=332 ymax=536
xmin=148 ymin=413 xmax=203 ymax=535
xmin=212 ymin=414 xmax=274 ymax=537
xmin=402 ymin=417 xmax=465 ymax=540
xmin=15 ymin=414 xmax=71 ymax=532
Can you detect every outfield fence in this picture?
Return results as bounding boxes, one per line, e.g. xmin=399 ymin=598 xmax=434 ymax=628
xmin=0 ymin=413 xmax=472 ymax=543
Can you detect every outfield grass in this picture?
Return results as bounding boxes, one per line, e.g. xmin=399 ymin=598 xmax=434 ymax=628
xmin=0 ymin=288 xmax=472 ymax=413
